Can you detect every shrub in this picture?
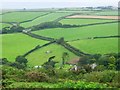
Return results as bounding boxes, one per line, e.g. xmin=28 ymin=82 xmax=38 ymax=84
xmin=25 ymin=71 xmax=49 ymax=82
xmin=15 ymin=55 xmax=28 ymax=65
xmin=10 ymin=62 xmax=26 ymax=69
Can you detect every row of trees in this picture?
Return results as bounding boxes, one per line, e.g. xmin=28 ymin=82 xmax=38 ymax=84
xmin=2 ymin=25 xmax=25 ymax=34
xmin=1 ymin=21 xmax=79 ymax=34
xmin=1 ymin=55 xmax=28 ymax=69
xmin=30 ymin=21 xmax=79 ymax=31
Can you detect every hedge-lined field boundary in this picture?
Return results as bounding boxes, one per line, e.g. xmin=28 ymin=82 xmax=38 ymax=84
xmin=23 ymin=41 xmax=56 ymax=57
xmin=67 ymin=35 xmax=120 ymax=42
xmin=23 ymin=32 xmax=55 ymax=41
xmin=23 ymin=32 xmax=91 ymax=57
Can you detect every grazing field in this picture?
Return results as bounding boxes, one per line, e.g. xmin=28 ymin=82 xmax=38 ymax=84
xmin=1 ymin=33 xmax=47 ymax=62
xmin=60 ymin=18 xmax=115 ymax=25
xmin=2 ymin=11 xmax=47 ymax=22
xmin=69 ymin=38 xmax=118 ymax=54
xmin=33 ymin=23 xmax=118 ymax=41
xmin=26 ymin=44 xmax=78 ymax=66
xmin=20 ymin=12 xmax=73 ymax=28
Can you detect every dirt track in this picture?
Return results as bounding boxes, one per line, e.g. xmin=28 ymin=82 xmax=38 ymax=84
xmin=66 ymin=15 xmax=120 ymax=20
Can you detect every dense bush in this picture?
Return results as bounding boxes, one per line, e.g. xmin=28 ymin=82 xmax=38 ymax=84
xmin=82 ymin=70 xmax=119 ymax=84
xmin=0 ymin=58 xmax=12 ymax=65
xmin=10 ymin=62 xmax=26 ymax=69
xmin=7 ymin=81 xmax=109 ymax=88
xmin=15 ymin=55 xmax=28 ymax=65
xmin=31 ymin=22 xmax=62 ymax=31
xmin=25 ymin=71 xmax=49 ymax=82
xmin=2 ymin=65 xmax=25 ymax=87
xmin=2 ymin=25 xmax=25 ymax=34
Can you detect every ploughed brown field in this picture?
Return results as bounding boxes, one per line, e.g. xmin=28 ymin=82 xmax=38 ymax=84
xmin=66 ymin=15 xmax=120 ymax=20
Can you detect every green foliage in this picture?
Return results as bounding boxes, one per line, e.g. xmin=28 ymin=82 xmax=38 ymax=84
xmin=0 ymin=58 xmax=11 ymax=65
xmin=116 ymin=58 xmax=120 ymax=70
xmin=10 ymin=62 xmax=26 ymax=69
xmin=15 ymin=55 xmax=28 ymax=65
xmin=31 ymin=21 xmax=62 ymax=31
xmin=57 ymin=81 xmax=108 ymax=88
xmin=83 ymin=70 xmax=118 ymax=84
xmin=6 ymin=81 xmax=109 ymax=88
xmin=2 ymin=65 xmax=25 ymax=87
xmin=2 ymin=25 xmax=25 ymax=34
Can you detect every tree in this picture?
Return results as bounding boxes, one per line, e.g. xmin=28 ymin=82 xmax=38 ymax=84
xmin=0 ymin=58 xmax=11 ymax=65
xmin=10 ymin=62 xmax=26 ymax=69
xmin=15 ymin=56 xmax=28 ymax=66
xmin=60 ymin=52 xmax=69 ymax=69
xmin=116 ymin=58 xmax=120 ymax=70
xmin=42 ymin=56 xmax=58 ymax=69
xmin=78 ymin=56 xmax=90 ymax=66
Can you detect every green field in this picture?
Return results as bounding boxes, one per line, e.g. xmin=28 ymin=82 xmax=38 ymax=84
xmin=69 ymin=38 xmax=118 ymax=54
xmin=2 ymin=11 xmax=47 ymax=22
xmin=20 ymin=12 xmax=73 ymax=28
xmin=1 ymin=33 xmax=47 ymax=62
xmin=26 ymin=38 xmax=118 ymax=66
xmin=26 ymin=44 xmax=77 ymax=66
xmin=0 ymin=23 xmax=12 ymax=30
xmin=1 ymin=9 xmax=119 ymax=66
xmin=60 ymin=18 xmax=115 ymax=25
xmin=33 ymin=23 xmax=118 ymax=41
xmin=94 ymin=10 xmax=118 ymax=16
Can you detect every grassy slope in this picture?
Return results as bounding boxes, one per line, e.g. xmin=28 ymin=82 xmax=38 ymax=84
xmin=1 ymin=33 xmax=47 ymax=62
xmin=20 ymin=12 xmax=73 ymax=28
xmin=26 ymin=43 xmax=78 ymax=66
xmin=2 ymin=12 xmax=47 ymax=22
xmin=60 ymin=18 xmax=115 ymax=25
xmin=33 ymin=23 xmax=118 ymax=41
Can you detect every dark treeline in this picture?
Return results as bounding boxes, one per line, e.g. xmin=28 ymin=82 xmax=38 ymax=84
xmin=1 ymin=20 xmax=119 ymax=34
xmin=1 ymin=21 xmax=79 ymax=34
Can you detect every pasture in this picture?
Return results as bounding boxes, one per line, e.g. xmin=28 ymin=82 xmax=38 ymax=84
xmin=1 ymin=33 xmax=47 ymax=62
xmin=33 ymin=23 xmax=118 ymax=41
xmin=2 ymin=11 xmax=47 ymax=22
xmin=69 ymin=38 xmax=118 ymax=54
xmin=26 ymin=43 xmax=78 ymax=66
xmin=20 ymin=12 xmax=73 ymax=28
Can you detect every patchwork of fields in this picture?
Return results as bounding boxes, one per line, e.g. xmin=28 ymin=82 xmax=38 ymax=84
xmin=1 ymin=9 xmax=119 ymax=66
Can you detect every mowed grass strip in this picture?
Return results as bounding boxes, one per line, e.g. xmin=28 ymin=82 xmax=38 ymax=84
xmin=60 ymin=18 xmax=115 ymax=25
xmin=1 ymin=33 xmax=48 ymax=62
xmin=2 ymin=12 xmax=47 ymax=22
xmin=33 ymin=23 xmax=118 ymax=41
xmin=68 ymin=38 xmax=118 ymax=54
xmin=26 ymin=43 xmax=78 ymax=66
xmin=20 ymin=12 xmax=73 ymax=28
